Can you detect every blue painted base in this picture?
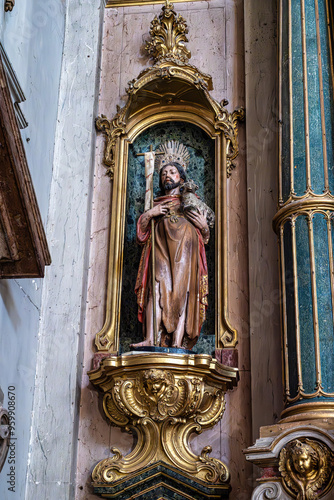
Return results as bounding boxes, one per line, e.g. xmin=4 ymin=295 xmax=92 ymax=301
xmin=287 ymin=397 xmax=334 ymax=407
xmin=128 ymin=346 xmax=194 ymax=355
xmin=93 ymin=461 xmax=230 ymax=499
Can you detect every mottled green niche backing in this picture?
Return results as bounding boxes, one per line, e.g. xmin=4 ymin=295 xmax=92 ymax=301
xmin=120 ymin=121 xmax=216 ymax=354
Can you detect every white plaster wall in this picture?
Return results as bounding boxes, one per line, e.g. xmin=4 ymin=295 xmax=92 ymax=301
xmin=25 ymin=1 xmax=105 ymax=499
xmin=1 ymin=0 xmax=66 ymax=224
xmin=0 ymin=2 xmax=66 ymax=498
xmin=75 ymin=1 xmax=252 ymax=499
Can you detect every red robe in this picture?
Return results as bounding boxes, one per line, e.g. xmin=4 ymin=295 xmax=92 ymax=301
xmin=135 ymin=195 xmax=208 ymax=349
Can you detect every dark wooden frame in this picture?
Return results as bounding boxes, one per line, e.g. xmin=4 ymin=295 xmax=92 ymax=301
xmin=0 ymin=51 xmax=50 ymax=277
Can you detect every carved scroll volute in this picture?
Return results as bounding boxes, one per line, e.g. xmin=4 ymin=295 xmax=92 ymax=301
xmin=96 ymin=111 xmax=127 ymax=181
xmin=227 ymin=107 xmax=246 ymax=177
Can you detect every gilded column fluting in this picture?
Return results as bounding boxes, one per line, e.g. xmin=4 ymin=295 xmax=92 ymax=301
xmin=275 ymin=0 xmax=334 ymax=418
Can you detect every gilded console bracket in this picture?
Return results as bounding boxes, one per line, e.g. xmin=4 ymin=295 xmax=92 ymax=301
xmin=89 ymin=353 xmax=238 ymax=492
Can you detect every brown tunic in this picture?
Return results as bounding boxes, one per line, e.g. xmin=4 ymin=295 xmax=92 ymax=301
xmin=155 ymin=210 xmax=200 ymax=338
xmin=135 ymin=195 xmax=208 ymax=349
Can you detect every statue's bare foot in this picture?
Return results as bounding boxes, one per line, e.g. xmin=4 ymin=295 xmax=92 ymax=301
xmin=130 ymin=340 xmax=154 ymax=349
xmin=171 ymin=342 xmax=182 ymax=348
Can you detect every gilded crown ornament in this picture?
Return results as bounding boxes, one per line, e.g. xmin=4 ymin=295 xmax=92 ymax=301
xmin=279 ymin=438 xmax=334 ymax=499
xmin=155 ymin=140 xmax=190 ymax=171
xmin=145 ymin=1 xmax=191 ymax=64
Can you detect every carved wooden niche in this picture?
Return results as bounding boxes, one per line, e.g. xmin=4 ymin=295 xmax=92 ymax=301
xmin=95 ymin=2 xmax=244 ymax=355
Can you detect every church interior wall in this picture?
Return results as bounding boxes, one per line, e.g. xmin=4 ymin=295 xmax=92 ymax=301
xmin=0 ymin=1 xmax=66 ymax=498
xmin=0 ymin=0 xmax=284 ymax=498
xmin=75 ymin=1 xmax=255 ymax=498
xmin=24 ymin=2 xmax=105 ymax=498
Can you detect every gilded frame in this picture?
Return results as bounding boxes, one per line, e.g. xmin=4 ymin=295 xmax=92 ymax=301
xmin=94 ymin=32 xmax=243 ymax=354
xmin=327 ymin=0 xmax=334 ymax=75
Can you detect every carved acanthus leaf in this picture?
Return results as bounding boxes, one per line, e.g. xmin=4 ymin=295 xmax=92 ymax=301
xmin=213 ymin=105 xmax=245 ymax=178
xmin=145 ymin=1 xmax=191 ymax=64
xmin=95 ymin=108 xmax=127 ymax=180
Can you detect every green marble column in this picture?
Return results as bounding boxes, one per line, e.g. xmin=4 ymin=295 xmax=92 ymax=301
xmin=275 ymin=0 xmax=334 ymax=418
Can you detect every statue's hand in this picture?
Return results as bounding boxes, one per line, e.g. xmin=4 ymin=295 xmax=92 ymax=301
xmin=149 ymin=201 xmax=171 ymax=218
xmin=186 ymin=209 xmax=208 ymax=231
xmin=139 ymin=201 xmax=172 ymax=232
xmin=186 ymin=210 xmax=210 ymax=243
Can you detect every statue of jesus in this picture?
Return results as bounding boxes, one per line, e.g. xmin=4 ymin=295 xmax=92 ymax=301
xmin=132 ymin=141 xmax=211 ymax=349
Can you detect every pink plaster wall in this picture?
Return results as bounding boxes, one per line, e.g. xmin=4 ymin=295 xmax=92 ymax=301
xmin=75 ymin=1 xmax=253 ymax=498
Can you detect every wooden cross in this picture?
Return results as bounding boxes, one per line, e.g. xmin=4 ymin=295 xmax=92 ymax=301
xmin=136 ymin=146 xmax=164 ymax=347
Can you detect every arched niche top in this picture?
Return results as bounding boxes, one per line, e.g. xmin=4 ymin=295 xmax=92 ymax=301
xmin=127 ymin=113 xmax=217 ymax=144
xmin=125 ymin=63 xmax=215 ymax=121
xmin=94 ymin=14 xmax=244 ymax=354
xmin=97 ymin=61 xmax=244 ymax=181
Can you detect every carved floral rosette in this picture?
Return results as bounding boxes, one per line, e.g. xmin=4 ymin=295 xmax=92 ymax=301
xmin=88 ymin=353 xmax=238 ymax=486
